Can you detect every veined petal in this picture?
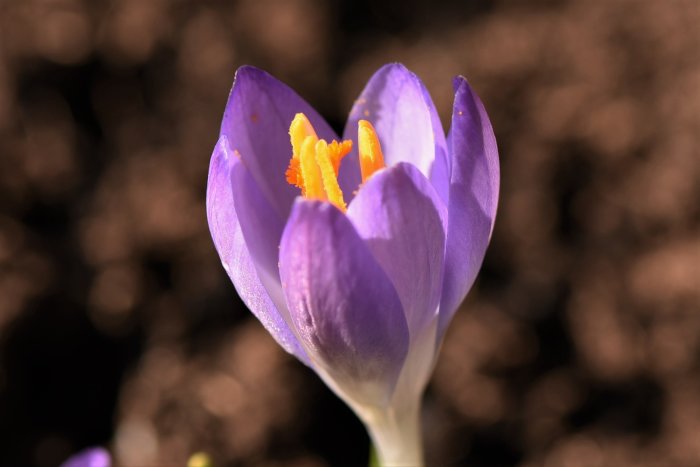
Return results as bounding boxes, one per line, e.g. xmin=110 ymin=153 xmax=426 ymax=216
xmin=279 ymin=200 xmax=410 ymax=408
xmin=439 ymin=77 xmax=500 ymax=339
xmin=221 ymin=66 xmax=338 ymax=218
xmin=347 ymin=162 xmax=447 ymax=338
xmin=343 ymin=63 xmax=449 ymax=203
xmin=207 ymin=136 xmax=308 ymax=363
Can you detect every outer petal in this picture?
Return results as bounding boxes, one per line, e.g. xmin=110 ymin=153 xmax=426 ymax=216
xmin=279 ymin=200 xmax=410 ymax=407
xmin=439 ymin=77 xmax=500 ymax=339
xmin=343 ymin=63 xmax=449 ymax=204
xmin=347 ymin=162 xmax=447 ymax=337
xmin=221 ymin=66 xmax=338 ymax=218
xmin=60 ymin=448 xmax=110 ymax=467
xmin=207 ymin=136 xmax=308 ymax=363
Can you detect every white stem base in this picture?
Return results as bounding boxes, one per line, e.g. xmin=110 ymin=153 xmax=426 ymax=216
xmin=363 ymin=402 xmax=423 ymax=467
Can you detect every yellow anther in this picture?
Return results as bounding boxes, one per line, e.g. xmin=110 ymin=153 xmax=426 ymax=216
xmin=286 ymin=113 xmax=352 ymax=211
xmin=358 ymin=120 xmax=386 ymax=183
xmin=289 ymin=113 xmax=317 ymax=158
xmin=286 ymin=113 xmax=318 ymax=190
xmin=287 ymin=116 xmax=387 ymax=205
xmin=315 ymin=139 xmax=346 ymax=211
xmin=299 ymin=135 xmax=324 ymax=200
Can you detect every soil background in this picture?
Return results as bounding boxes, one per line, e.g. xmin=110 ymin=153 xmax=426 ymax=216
xmin=0 ymin=0 xmax=698 ymax=465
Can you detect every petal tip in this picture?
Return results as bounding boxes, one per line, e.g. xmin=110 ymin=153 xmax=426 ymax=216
xmin=378 ymin=62 xmax=422 ymax=84
xmin=452 ymin=75 xmax=467 ymax=92
xmin=226 ymin=65 xmax=274 ymax=110
xmin=382 ymin=62 xmax=409 ymax=73
xmin=234 ymin=64 xmax=267 ymax=84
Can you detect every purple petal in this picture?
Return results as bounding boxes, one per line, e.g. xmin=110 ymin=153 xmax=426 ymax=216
xmin=229 ymin=150 xmax=285 ymax=308
xmin=221 ymin=65 xmax=338 ymax=218
xmin=343 ymin=63 xmax=449 ymax=203
xmin=347 ymin=162 xmax=447 ymax=337
xmin=60 ymin=447 xmax=110 ymax=467
xmin=207 ymin=136 xmax=308 ymax=363
xmin=438 ymin=77 xmax=500 ymax=339
xmin=279 ymin=200 xmax=409 ymax=406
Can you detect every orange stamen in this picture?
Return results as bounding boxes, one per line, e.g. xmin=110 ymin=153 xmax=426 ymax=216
xmin=286 ymin=113 xmax=352 ymax=211
xmin=285 ymin=157 xmax=302 ymax=191
xmin=358 ymin=120 xmax=386 ymax=183
xmin=327 ymin=140 xmax=353 ymax=175
xmin=286 ymin=113 xmax=319 ymax=192
xmin=299 ymin=135 xmax=325 ymax=200
xmin=315 ymin=139 xmax=346 ymax=210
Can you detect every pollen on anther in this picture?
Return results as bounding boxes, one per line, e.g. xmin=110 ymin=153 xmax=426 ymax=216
xmin=286 ymin=112 xmax=352 ymax=212
xmin=357 ymin=119 xmax=386 ymax=183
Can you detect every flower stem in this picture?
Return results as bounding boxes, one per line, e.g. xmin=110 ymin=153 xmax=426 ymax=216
xmin=364 ymin=402 xmax=423 ymax=467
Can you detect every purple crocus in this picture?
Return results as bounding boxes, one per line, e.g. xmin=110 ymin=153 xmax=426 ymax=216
xmin=207 ymin=63 xmax=499 ymax=465
xmin=60 ymin=447 xmax=111 ymax=467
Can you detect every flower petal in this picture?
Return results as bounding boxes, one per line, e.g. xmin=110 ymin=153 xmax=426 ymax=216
xmin=347 ymin=162 xmax=447 ymax=337
xmin=439 ymin=77 xmax=500 ymax=339
xmin=221 ymin=66 xmax=338 ymax=218
xmin=279 ymin=200 xmax=410 ymax=407
xmin=343 ymin=63 xmax=449 ymax=203
xmin=207 ymin=136 xmax=308 ymax=363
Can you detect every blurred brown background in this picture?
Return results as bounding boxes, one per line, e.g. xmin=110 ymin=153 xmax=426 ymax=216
xmin=0 ymin=0 xmax=698 ymax=465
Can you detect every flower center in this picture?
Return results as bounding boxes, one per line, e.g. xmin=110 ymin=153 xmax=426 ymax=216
xmin=286 ymin=113 xmax=386 ymax=212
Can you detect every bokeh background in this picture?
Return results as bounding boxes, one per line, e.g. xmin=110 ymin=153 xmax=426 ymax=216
xmin=0 ymin=0 xmax=698 ymax=465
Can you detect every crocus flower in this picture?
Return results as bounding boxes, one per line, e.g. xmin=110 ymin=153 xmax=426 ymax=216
xmin=207 ymin=63 xmax=499 ymax=466
xmin=60 ymin=447 xmax=111 ymax=467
